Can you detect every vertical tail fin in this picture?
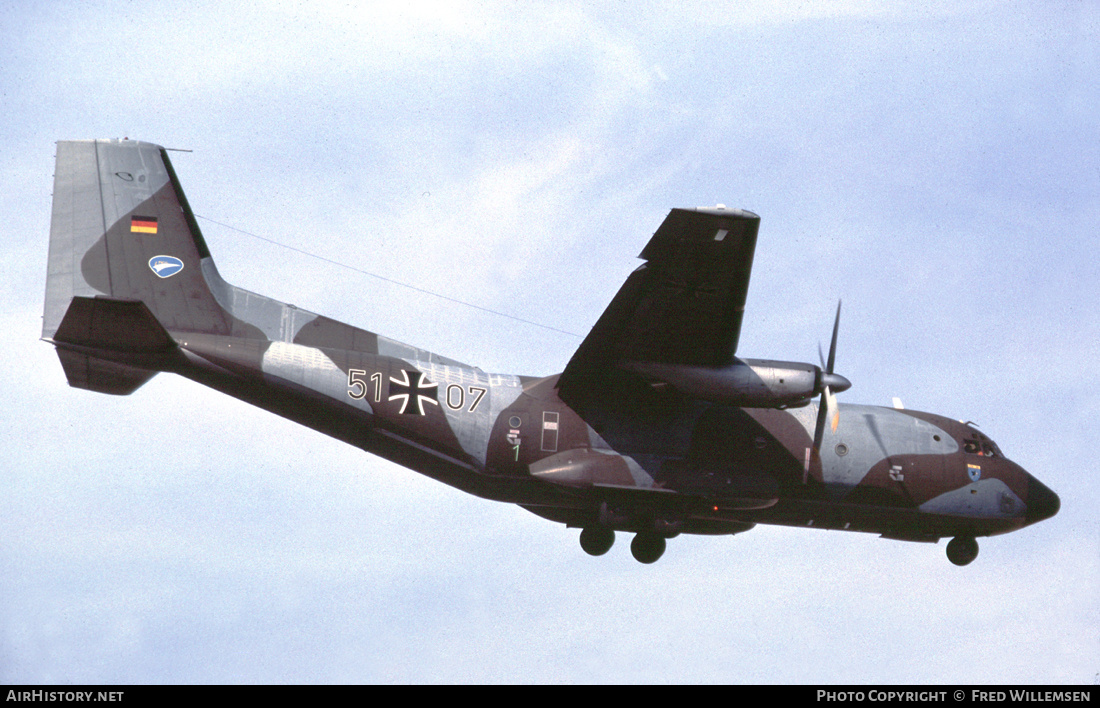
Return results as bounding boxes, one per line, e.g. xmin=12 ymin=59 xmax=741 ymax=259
xmin=43 ymin=140 xmax=257 ymax=393
xmin=43 ymin=139 xmax=232 ymax=341
xmin=43 ymin=139 xmax=376 ymax=395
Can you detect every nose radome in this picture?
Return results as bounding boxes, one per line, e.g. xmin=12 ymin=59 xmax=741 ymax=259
xmin=1025 ymin=474 xmax=1060 ymax=524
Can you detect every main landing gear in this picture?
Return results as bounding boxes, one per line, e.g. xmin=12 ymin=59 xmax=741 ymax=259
xmin=579 ymin=527 xmax=667 ymax=564
xmin=630 ymin=532 xmax=666 ymax=564
xmin=946 ymin=536 xmax=979 ymax=566
xmin=579 ymin=526 xmax=615 ymax=556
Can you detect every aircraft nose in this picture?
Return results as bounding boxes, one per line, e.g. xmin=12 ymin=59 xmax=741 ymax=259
xmin=1025 ymin=474 xmax=1060 ymax=524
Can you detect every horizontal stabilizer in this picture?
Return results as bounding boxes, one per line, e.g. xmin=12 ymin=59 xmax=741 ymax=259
xmin=50 ymin=296 xmax=179 ymax=395
xmin=53 ymin=296 xmax=175 ymax=353
xmin=56 ymin=348 xmax=158 ymax=395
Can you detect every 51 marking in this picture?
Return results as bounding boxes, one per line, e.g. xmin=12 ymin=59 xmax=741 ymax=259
xmin=347 ymin=369 xmax=382 ymax=402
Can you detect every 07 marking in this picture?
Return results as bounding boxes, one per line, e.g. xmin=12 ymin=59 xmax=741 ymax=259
xmin=444 ymin=384 xmax=487 ymax=413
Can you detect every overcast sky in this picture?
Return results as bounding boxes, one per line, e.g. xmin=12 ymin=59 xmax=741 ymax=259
xmin=1 ymin=0 xmax=1097 ymax=684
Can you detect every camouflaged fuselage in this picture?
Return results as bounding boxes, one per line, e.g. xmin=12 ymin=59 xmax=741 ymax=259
xmin=43 ymin=140 xmax=1058 ymax=564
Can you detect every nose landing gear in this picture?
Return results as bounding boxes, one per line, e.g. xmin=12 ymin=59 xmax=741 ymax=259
xmin=946 ymin=536 xmax=979 ymax=566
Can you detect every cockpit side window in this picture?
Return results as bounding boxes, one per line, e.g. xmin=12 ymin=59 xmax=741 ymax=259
xmin=963 ymin=433 xmax=1001 ymax=458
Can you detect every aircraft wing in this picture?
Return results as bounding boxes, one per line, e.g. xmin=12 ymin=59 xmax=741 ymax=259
xmin=557 ymin=207 xmax=760 ymax=406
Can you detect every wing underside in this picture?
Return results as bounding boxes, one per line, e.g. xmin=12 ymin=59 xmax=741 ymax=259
xmin=557 ymin=207 xmax=760 ymax=407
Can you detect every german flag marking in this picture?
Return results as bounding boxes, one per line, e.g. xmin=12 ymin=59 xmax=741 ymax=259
xmin=131 ymin=216 xmax=158 ymax=234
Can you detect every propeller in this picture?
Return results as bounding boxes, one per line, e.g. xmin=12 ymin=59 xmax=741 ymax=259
xmin=810 ymin=301 xmax=851 ymax=473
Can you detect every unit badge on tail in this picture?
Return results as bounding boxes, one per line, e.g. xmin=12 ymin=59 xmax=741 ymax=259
xmin=148 ymin=256 xmax=184 ymax=278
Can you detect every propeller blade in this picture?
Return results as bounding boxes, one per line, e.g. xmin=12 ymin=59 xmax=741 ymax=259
xmin=808 ymin=300 xmax=846 ymax=483
xmin=815 ymin=301 xmax=851 ymax=396
xmin=812 ymin=385 xmax=829 ymax=456
xmin=826 ymin=300 xmax=841 ymax=374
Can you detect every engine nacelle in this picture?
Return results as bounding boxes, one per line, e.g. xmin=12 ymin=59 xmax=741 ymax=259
xmin=622 ymin=357 xmax=848 ymax=408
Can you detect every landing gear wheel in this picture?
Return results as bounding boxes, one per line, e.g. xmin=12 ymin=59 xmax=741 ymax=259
xmin=630 ymin=533 xmax=667 ymax=564
xmin=579 ymin=526 xmax=615 ymax=556
xmin=946 ymin=536 xmax=979 ymax=566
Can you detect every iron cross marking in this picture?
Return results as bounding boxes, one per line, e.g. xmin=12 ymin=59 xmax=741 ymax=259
xmin=389 ymin=369 xmax=439 ymax=415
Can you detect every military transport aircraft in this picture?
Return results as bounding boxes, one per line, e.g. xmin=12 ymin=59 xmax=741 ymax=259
xmin=43 ymin=139 xmax=1059 ymax=565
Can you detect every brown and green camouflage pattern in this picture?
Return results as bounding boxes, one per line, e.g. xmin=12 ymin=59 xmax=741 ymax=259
xmin=42 ymin=140 xmax=1058 ymax=565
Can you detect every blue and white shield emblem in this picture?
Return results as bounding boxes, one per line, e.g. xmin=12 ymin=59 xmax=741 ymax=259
xmin=967 ymin=463 xmax=981 ymax=482
xmin=149 ymin=255 xmax=184 ymax=278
